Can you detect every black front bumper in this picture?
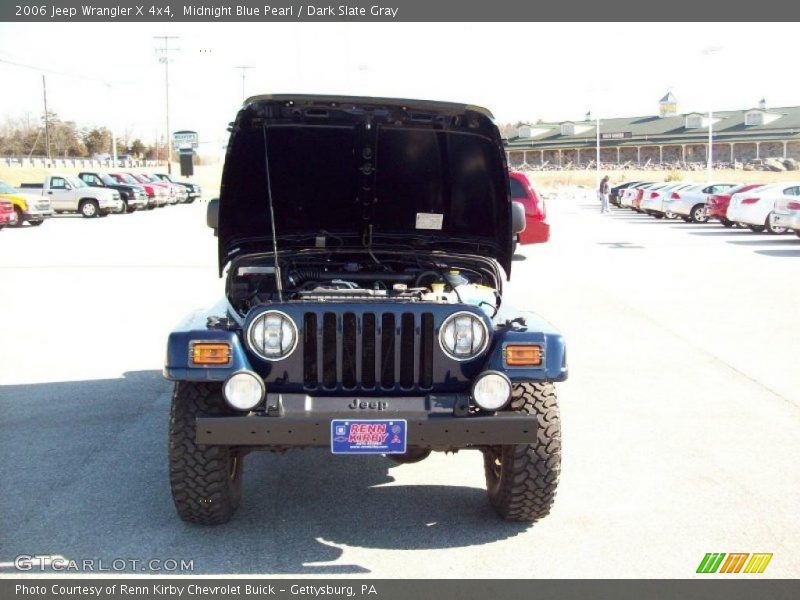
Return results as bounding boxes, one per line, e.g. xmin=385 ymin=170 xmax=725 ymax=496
xmin=196 ymin=393 xmax=538 ymax=449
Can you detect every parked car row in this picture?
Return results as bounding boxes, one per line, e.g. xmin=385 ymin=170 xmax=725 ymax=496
xmin=0 ymin=171 xmax=201 ymax=226
xmin=611 ymin=180 xmax=800 ymax=237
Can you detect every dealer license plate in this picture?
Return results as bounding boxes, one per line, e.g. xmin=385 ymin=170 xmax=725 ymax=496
xmin=330 ymin=419 xmax=407 ymax=454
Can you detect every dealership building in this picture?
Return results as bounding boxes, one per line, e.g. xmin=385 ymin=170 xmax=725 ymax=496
xmin=504 ymin=94 xmax=800 ymax=168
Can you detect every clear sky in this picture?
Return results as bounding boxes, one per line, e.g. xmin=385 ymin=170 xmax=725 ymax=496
xmin=1 ymin=22 xmax=797 ymax=152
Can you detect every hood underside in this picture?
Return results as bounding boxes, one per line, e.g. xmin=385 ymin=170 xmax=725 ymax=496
xmin=217 ymin=94 xmax=513 ymax=276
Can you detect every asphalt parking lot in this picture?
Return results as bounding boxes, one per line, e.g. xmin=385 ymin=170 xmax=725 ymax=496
xmin=1 ymin=193 xmax=799 ymax=577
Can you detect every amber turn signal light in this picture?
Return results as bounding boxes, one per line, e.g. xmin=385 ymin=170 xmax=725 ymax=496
xmin=191 ymin=342 xmax=232 ymax=365
xmin=504 ymin=344 xmax=543 ymax=367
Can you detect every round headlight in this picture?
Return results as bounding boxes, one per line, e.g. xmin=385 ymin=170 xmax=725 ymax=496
xmin=223 ymin=371 xmax=265 ymax=411
xmin=247 ymin=310 xmax=298 ymax=361
xmin=439 ymin=311 xmax=489 ymax=360
xmin=472 ymin=371 xmax=512 ymax=411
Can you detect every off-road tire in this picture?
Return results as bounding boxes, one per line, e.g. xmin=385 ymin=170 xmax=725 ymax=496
xmin=483 ymin=382 xmax=561 ymax=522
xmin=169 ymin=381 xmax=244 ymax=525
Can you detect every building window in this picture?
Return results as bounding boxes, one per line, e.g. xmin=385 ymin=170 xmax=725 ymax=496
xmin=561 ymin=122 xmax=575 ymax=136
xmin=685 ymin=115 xmax=702 ymax=129
xmin=745 ymin=111 xmax=763 ymax=126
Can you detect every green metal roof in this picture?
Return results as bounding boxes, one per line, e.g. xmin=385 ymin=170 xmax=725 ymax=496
xmin=505 ymin=105 xmax=800 ymax=150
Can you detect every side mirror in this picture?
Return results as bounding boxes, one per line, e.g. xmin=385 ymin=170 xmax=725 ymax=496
xmin=511 ymin=201 xmax=527 ymax=235
xmin=207 ymin=198 xmax=219 ymax=234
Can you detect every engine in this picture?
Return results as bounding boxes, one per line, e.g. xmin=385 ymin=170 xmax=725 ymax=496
xmin=227 ymin=253 xmax=501 ymax=318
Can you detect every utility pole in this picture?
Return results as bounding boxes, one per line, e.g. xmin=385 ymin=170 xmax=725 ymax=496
xmin=154 ymin=35 xmax=179 ymax=174
xmin=41 ymin=75 xmax=51 ymax=162
xmin=596 ymin=115 xmax=601 ymax=185
xmin=234 ymin=66 xmax=254 ymax=103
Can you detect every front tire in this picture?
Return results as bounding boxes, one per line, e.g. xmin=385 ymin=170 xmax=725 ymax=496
xmin=80 ymin=200 xmax=99 ymax=218
xmin=721 ymin=219 xmax=734 ymax=228
xmin=169 ymin=382 xmax=243 ymax=525
xmin=483 ymin=382 xmax=561 ymax=522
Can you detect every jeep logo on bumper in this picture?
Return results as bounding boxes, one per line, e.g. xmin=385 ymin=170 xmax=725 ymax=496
xmin=348 ymin=399 xmax=387 ymax=411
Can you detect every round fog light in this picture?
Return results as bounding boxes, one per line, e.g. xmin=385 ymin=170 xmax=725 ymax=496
xmin=472 ymin=371 xmax=512 ymax=411
xmin=223 ymin=371 xmax=265 ymax=411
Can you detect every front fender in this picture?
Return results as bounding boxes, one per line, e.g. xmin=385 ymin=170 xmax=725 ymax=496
xmin=163 ymin=304 xmax=252 ymax=381
xmin=485 ymin=310 xmax=567 ymax=382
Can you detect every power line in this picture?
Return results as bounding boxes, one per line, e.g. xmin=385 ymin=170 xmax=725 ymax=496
xmin=0 ymin=55 xmax=133 ymax=87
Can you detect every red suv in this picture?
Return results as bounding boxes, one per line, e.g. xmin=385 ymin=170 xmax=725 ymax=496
xmin=509 ymin=171 xmax=550 ymax=244
xmin=706 ymin=183 xmax=764 ymax=227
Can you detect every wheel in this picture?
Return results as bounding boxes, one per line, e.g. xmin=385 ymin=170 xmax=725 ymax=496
xmin=665 ymin=211 xmax=678 ymax=220
xmin=748 ymin=225 xmax=766 ymax=233
xmin=483 ymin=382 xmax=561 ymax=522
xmin=80 ymin=200 xmax=99 ymax=218
xmin=169 ymin=381 xmax=243 ymax=525
xmin=721 ymin=219 xmax=734 ymax=228
xmin=119 ymin=200 xmax=129 ymax=214
xmin=796 ymin=231 xmax=800 ymax=238
xmin=690 ymin=204 xmax=708 ymax=223
xmin=765 ymin=213 xmax=786 ymax=235
xmin=653 ymin=213 xmax=664 ymax=219
xmin=28 ymin=220 xmax=43 ymax=227
xmin=12 ymin=207 xmax=24 ymax=227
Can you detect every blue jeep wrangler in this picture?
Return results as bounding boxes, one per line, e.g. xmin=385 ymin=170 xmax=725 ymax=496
xmin=164 ymin=95 xmax=567 ymax=525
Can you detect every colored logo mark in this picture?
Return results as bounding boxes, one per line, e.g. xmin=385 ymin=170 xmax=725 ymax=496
xmin=696 ymin=553 xmax=773 ymax=574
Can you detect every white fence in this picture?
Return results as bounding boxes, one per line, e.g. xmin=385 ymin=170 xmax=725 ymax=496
xmin=1 ymin=156 xmax=164 ymax=169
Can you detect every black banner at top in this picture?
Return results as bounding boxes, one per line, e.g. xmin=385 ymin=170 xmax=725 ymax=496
xmin=3 ymin=0 xmax=799 ymax=22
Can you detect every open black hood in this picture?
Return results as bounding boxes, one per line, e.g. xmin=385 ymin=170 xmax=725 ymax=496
xmin=217 ymin=94 xmax=513 ymax=275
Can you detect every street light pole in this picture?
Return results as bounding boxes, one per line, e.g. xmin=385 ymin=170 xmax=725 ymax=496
xmin=596 ymin=115 xmax=601 ymax=186
xmin=234 ymin=66 xmax=254 ymax=103
xmin=154 ymin=35 xmax=179 ymax=174
xmin=707 ymin=108 xmax=713 ymax=182
xmin=700 ymin=45 xmax=721 ymax=183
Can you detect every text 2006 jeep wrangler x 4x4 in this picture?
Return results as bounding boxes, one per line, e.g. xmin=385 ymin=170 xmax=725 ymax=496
xmin=164 ymin=95 xmax=567 ymax=525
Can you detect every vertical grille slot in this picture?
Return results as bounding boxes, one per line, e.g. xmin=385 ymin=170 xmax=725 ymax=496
xmin=361 ymin=313 xmax=376 ymax=388
xmin=380 ymin=313 xmax=395 ymax=387
xmin=303 ymin=313 xmax=318 ymax=386
xmin=322 ymin=312 xmax=337 ymax=388
xmin=399 ymin=313 xmax=415 ymax=388
xmin=419 ymin=313 xmax=434 ymax=388
xmin=342 ymin=313 xmax=357 ymax=389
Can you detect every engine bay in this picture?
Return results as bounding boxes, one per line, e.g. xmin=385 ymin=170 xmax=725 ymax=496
xmin=227 ymin=251 xmax=503 ymax=318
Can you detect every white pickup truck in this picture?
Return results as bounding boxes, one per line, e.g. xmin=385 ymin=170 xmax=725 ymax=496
xmin=20 ymin=175 xmax=123 ymax=218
